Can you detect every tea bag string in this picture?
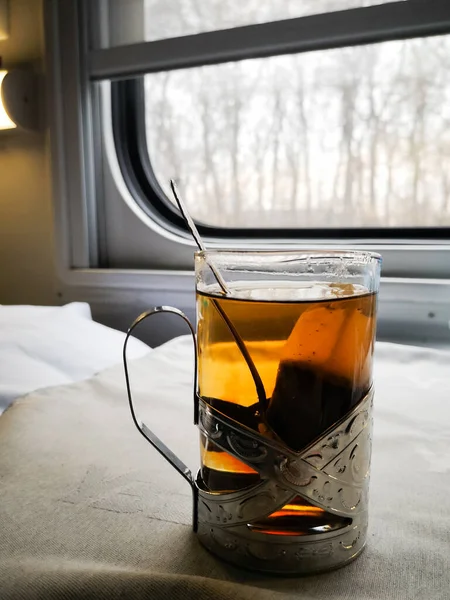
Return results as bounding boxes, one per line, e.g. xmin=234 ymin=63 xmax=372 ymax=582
xmin=170 ymin=180 xmax=268 ymax=414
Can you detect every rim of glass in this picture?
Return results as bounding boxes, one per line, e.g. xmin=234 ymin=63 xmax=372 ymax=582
xmin=195 ymin=249 xmax=382 ymax=262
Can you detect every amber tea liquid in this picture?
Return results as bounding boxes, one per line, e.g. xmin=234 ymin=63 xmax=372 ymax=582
xmin=197 ymin=282 xmax=377 ymax=536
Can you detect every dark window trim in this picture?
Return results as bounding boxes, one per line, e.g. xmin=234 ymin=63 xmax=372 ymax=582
xmin=92 ymin=1 xmax=450 ymax=81
xmin=111 ymin=78 xmax=450 ymax=242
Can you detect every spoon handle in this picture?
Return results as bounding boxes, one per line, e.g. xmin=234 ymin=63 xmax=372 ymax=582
xmin=170 ymin=179 xmax=229 ymax=295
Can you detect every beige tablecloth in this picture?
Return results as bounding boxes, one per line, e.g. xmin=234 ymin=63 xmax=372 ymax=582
xmin=0 ymin=336 xmax=449 ymax=599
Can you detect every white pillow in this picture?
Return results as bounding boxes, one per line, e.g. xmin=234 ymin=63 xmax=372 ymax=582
xmin=0 ymin=302 xmax=150 ymax=413
xmin=0 ymin=301 xmax=93 ymax=320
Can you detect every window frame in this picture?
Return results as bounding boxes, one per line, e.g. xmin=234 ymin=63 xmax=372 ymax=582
xmin=90 ymin=1 xmax=450 ymax=80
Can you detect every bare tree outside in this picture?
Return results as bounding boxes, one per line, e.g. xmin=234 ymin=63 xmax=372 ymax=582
xmin=143 ymin=1 xmax=450 ymax=228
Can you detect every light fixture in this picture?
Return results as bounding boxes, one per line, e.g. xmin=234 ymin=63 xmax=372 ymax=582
xmin=0 ymin=68 xmax=41 ymax=131
xmin=0 ymin=0 xmax=8 ymax=42
xmin=0 ymin=70 xmax=16 ymax=130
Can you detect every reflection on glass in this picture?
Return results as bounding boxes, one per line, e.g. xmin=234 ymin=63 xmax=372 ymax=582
xmin=145 ymin=35 xmax=450 ymax=228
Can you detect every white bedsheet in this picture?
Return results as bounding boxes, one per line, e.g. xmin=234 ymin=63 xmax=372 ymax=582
xmin=0 ymin=302 xmax=150 ymax=413
xmin=0 ymin=336 xmax=449 ymax=599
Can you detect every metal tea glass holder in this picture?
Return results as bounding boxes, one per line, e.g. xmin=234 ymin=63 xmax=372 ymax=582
xmin=123 ymin=306 xmax=372 ymax=575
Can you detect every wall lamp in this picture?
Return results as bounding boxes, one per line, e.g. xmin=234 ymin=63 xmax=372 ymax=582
xmin=0 ymin=68 xmax=41 ymax=132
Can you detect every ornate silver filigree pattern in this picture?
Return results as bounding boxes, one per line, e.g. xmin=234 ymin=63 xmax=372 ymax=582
xmin=196 ymin=388 xmax=374 ymax=574
xmin=197 ymin=477 xmax=296 ymax=528
xmin=198 ymin=389 xmax=373 ymax=517
xmin=197 ymin=511 xmax=368 ymax=575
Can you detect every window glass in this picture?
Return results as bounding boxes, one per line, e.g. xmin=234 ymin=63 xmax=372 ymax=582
xmin=145 ymin=35 xmax=450 ymax=229
xmin=143 ymin=0 xmax=402 ymax=42
xmin=102 ymin=0 xmax=404 ymax=47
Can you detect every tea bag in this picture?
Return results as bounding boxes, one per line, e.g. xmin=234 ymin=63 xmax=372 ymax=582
xmin=325 ymin=303 xmax=373 ymax=391
xmin=267 ymin=303 xmax=356 ymax=452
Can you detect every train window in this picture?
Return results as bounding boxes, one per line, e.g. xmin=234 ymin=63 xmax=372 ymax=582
xmin=48 ymin=0 xmax=450 ymax=279
xmin=97 ymin=0 xmax=450 ymax=244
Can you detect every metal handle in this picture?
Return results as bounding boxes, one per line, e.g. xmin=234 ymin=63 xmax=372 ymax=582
xmin=123 ymin=306 xmax=199 ymax=531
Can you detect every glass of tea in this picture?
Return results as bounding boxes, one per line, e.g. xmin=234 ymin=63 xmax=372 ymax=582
xmin=195 ymin=250 xmax=381 ymax=574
